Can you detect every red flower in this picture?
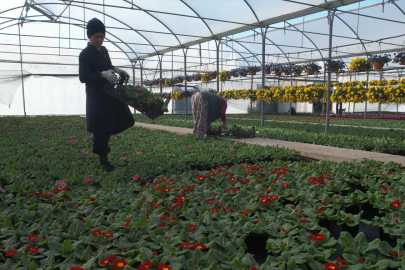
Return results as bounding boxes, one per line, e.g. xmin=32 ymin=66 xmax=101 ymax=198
xmin=121 ymin=248 xmax=128 ymax=252
xmin=281 ymin=183 xmax=289 ymax=187
xmin=91 ymin=229 xmax=101 ymax=235
xmin=296 ymin=214 xmax=302 ymax=218
xmin=5 ymin=250 xmax=17 ymax=257
xmin=89 ymin=197 xmax=96 ymax=201
xmin=337 ymin=257 xmax=348 ymax=266
xmin=197 ymin=175 xmax=207 ymax=181
xmin=317 ymin=210 xmax=323 ymax=214
xmin=307 ymin=234 xmax=313 ymax=239
xmin=392 ymin=251 xmax=399 ymax=257
xmin=159 ymin=215 xmax=168 ymax=220
xmin=358 ymin=259 xmax=364 ymax=263
xmin=28 ymin=234 xmax=38 ymax=241
xmin=324 ymin=263 xmax=340 ymax=270
xmin=157 ymin=223 xmax=166 ymax=227
xmin=112 ymin=258 xmax=128 ymax=269
xmin=139 ymin=261 xmax=152 ymax=269
xmin=25 ymin=246 xmax=39 ymax=253
xmin=312 ymin=234 xmax=325 ymax=241
xmin=187 ymin=225 xmax=196 ymax=230
xmin=211 ymin=207 xmax=219 ymax=213
xmin=157 ymin=264 xmax=173 ymax=270
xmin=280 ymin=228 xmax=286 ymax=232
xmin=300 ymin=220 xmax=307 ymax=223
xmin=190 ymin=243 xmax=206 ymax=250
xmin=391 ymin=200 xmax=401 ymax=209
xmin=170 ymin=217 xmax=178 ymax=222
xmin=70 ymin=267 xmax=84 ymax=270
xmin=250 ymin=267 xmax=257 ymax=270
xmin=178 ymin=242 xmax=190 ymax=249
xmin=152 ymin=251 xmax=158 ymax=256
xmin=101 ymin=232 xmax=114 ymax=237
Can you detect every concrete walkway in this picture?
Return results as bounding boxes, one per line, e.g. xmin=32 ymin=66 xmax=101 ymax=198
xmin=134 ymin=122 xmax=405 ymax=165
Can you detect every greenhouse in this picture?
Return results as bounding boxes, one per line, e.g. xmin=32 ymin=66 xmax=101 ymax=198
xmin=2 ymin=1 xmax=405 ymax=270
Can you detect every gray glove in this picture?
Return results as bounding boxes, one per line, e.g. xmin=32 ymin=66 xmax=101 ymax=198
xmin=116 ymin=68 xmax=130 ymax=83
xmin=102 ymin=70 xmax=118 ymax=84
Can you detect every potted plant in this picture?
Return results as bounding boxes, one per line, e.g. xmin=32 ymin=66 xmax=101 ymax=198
xmin=192 ymin=73 xmax=201 ymax=81
xmin=230 ymin=68 xmax=240 ymax=77
xmin=348 ymin=57 xmax=372 ymax=72
xmin=143 ymin=80 xmax=152 ymax=86
xmin=174 ymin=75 xmax=184 ymax=83
xmin=201 ymin=73 xmax=212 ymax=83
xmin=273 ymin=64 xmax=283 ymax=76
xmin=218 ymin=70 xmax=231 ymax=81
xmin=368 ymin=54 xmax=391 ymax=69
xmin=393 ymin=51 xmax=405 ymax=65
xmin=264 ymin=63 xmax=273 ymax=75
xmin=282 ymin=64 xmax=293 ymax=76
xmin=185 ymin=74 xmax=192 ymax=82
xmin=208 ymin=71 xmax=218 ymax=80
xmin=247 ymin=65 xmax=261 ymax=76
xmin=326 ymin=60 xmax=345 ymax=72
xmin=304 ymin=62 xmax=322 ymax=75
xmin=237 ymin=67 xmax=248 ymax=77
xmin=164 ymin=78 xmax=174 ymax=87
xmin=291 ymin=64 xmax=303 ymax=76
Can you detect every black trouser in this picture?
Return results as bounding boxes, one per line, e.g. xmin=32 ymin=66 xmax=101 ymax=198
xmin=92 ymin=132 xmax=111 ymax=157
xmin=92 ymin=126 xmax=124 ymax=157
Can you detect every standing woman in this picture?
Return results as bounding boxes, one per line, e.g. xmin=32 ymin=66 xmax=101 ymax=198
xmin=190 ymin=91 xmax=228 ymax=139
xmin=79 ymin=18 xmax=135 ymax=172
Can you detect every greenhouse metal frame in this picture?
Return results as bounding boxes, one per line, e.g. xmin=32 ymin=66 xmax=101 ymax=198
xmin=1 ymin=0 xmax=405 ymax=130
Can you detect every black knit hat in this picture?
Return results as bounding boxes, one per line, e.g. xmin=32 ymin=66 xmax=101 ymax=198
xmin=86 ymin=18 xmax=105 ymax=38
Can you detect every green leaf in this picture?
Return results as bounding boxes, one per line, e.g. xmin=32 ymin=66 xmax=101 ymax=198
xmin=233 ymin=259 xmax=248 ymax=270
xmin=29 ymin=261 xmax=37 ymax=270
xmin=377 ymin=241 xmax=391 ymax=256
xmin=192 ymin=248 xmax=207 ymax=267
xmin=374 ymin=259 xmax=390 ymax=270
xmin=134 ymin=219 xmax=147 ymax=229
xmin=80 ymin=256 xmax=97 ymax=270
xmin=353 ymin=232 xmax=367 ymax=250
xmin=61 ymin=239 xmax=73 ymax=254
xmin=3 ymin=216 xmax=12 ymax=228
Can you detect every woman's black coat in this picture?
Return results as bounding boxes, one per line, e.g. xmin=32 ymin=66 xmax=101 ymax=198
xmin=79 ymin=43 xmax=134 ymax=134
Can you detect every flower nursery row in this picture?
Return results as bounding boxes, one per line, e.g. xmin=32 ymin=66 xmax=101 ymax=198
xmin=133 ymin=115 xmax=405 ymax=155
xmin=143 ymin=52 xmax=405 ymax=87
xmin=1 ymin=148 xmax=405 ymax=269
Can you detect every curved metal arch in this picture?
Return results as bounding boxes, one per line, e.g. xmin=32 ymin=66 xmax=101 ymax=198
xmin=0 ymin=17 xmax=138 ymax=62
xmin=221 ymin=37 xmax=250 ymax=66
xmin=243 ymin=0 xmax=260 ymax=23
xmin=240 ymin=1 xmax=292 ymax=65
xmin=30 ymin=2 xmax=156 ymax=59
xmin=335 ymin=15 xmax=368 ymax=55
xmin=393 ymin=2 xmax=405 ymax=16
xmin=179 ymin=0 xmax=214 ymax=37
xmin=284 ymin=21 xmax=324 ymax=60
xmin=226 ymin=37 xmax=262 ymax=66
xmin=122 ymin=0 xmax=184 ymax=50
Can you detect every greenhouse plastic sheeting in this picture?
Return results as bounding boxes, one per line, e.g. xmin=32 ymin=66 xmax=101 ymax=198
xmin=1 ymin=0 xmax=405 ymax=115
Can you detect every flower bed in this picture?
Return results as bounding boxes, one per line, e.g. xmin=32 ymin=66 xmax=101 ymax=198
xmin=1 ymin=148 xmax=405 ymax=269
xmin=133 ymin=115 xmax=405 ymax=155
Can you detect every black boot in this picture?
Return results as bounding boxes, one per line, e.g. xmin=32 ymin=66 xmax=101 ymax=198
xmin=99 ymin=156 xmax=116 ymax=172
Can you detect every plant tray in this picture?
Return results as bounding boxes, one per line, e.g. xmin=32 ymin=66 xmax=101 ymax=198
xmin=207 ymin=125 xmax=255 ymax=139
xmin=103 ymin=75 xmax=170 ymax=120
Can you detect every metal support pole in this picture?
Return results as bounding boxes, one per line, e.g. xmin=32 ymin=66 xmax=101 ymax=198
xmin=131 ymin=61 xmax=136 ymax=85
xmin=364 ymin=71 xmax=369 ymax=119
xmin=216 ymin=39 xmax=220 ymax=93
xmin=140 ymin=63 xmax=143 ymax=87
xmin=183 ymin=48 xmax=188 ymax=120
xmin=260 ymin=27 xmax=268 ymax=127
xmin=325 ymin=8 xmax=336 ymax=133
xmin=159 ymin=55 xmax=163 ymax=94
xmin=18 ymin=23 xmax=26 ymax=116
